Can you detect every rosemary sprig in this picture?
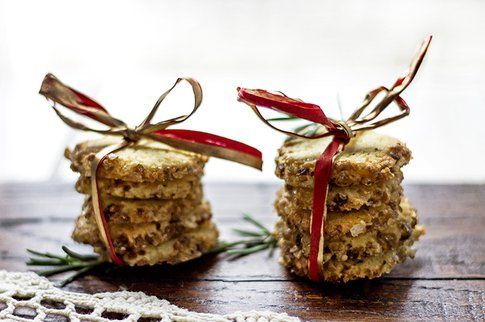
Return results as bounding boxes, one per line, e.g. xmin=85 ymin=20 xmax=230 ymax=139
xmin=266 ymin=116 xmax=298 ymax=122
xmin=26 ymin=246 xmax=105 ymax=287
xmin=268 ymin=114 xmax=320 ymax=140
xmin=301 ymin=123 xmax=320 ymax=137
xmin=25 ymin=214 xmax=276 ymax=285
xmin=211 ymin=213 xmax=277 ymax=258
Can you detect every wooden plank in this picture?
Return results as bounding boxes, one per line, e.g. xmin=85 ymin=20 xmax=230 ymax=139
xmin=5 ymin=278 xmax=484 ymax=321
xmin=1 ymin=184 xmax=483 ymax=278
xmin=60 ymin=279 xmax=484 ymax=321
xmin=1 ymin=183 xmax=484 ymax=219
xmin=1 ymin=183 xmax=484 ymax=321
xmin=1 ymin=215 xmax=484 ymax=280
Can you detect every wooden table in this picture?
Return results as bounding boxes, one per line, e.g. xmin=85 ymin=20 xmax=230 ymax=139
xmin=0 ymin=183 xmax=484 ymax=321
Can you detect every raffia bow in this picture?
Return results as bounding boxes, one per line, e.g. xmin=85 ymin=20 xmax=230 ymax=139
xmin=237 ymin=36 xmax=432 ymax=282
xmin=40 ymin=74 xmax=262 ymax=265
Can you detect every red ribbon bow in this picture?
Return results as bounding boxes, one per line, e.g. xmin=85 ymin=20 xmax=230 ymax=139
xmin=40 ymin=74 xmax=263 ymax=265
xmin=237 ymin=36 xmax=432 ymax=281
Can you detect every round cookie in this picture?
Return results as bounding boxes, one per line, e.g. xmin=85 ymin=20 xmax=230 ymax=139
xmin=76 ymin=175 xmax=202 ymax=199
xmin=275 ymin=194 xmax=404 ymax=240
xmin=82 ymin=185 xmax=204 ymax=224
xmin=275 ymin=197 xmax=419 ymax=264
xmin=278 ymin=229 xmax=424 ymax=283
xmin=275 ymin=198 xmax=425 ymax=282
xmin=66 ymin=136 xmax=208 ymax=183
xmin=91 ymin=221 xmax=219 ymax=266
xmin=275 ymin=130 xmax=411 ymax=188
xmin=281 ymin=170 xmax=403 ymax=212
xmin=72 ymin=203 xmax=213 ymax=259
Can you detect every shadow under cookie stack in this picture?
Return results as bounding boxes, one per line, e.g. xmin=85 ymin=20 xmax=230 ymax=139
xmin=274 ymin=130 xmax=425 ymax=282
xmin=67 ymin=136 xmax=218 ymax=266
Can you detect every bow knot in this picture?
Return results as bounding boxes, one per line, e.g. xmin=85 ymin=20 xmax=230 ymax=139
xmin=122 ymin=128 xmax=143 ymax=143
xmin=333 ymin=120 xmax=354 ymax=142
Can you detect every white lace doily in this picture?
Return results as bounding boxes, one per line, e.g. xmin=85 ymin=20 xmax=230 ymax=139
xmin=0 ymin=270 xmax=299 ymax=322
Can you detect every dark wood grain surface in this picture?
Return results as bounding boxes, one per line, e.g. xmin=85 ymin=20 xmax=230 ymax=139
xmin=0 ymin=183 xmax=484 ymax=321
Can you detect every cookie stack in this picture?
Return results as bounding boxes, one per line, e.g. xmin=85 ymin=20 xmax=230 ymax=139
xmin=66 ymin=136 xmax=218 ymax=266
xmin=274 ymin=130 xmax=425 ymax=282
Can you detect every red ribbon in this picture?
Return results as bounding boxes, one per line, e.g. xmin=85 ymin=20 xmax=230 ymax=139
xmin=237 ymin=89 xmax=351 ymax=281
xmin=154 ymin=129 xmax=263 ymax=159
xmin=308 ymin=138 xmax=347 ymax=281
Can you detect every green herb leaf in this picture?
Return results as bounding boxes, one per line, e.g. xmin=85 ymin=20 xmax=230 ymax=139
xmin=62 ymin=246 xmax=99 ymax=261
xmin=266 ymin=116 xmax=298 ymax=122
xmin=26 ymin=246 xmax=104 ymax=286
xmin=242 ymin=213 xmax=271 ymax=235
xmin=210 ymin=213 xmax=277 ymax=258
xmin=232 ymin=228 xmax=265 ymax=237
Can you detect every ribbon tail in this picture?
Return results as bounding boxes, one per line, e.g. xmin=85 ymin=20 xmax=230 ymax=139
xmin=91 ymin=140 xmax=130 ymax=265
xmin=237 ymin=87 xmax=331 ymax=125
xmin=148 ymin=129 xmax=263 ymax=170
xmin=308 ymin=138 xmax=346 ymax=282
xmin=39 ymin=73 xmax=126 ymax=128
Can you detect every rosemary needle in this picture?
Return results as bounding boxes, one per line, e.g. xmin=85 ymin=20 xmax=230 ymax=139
xmin=26 ymin=246 xmax=105 ymax=286
xmin=212 ymin=213 xmax=277 ymax=258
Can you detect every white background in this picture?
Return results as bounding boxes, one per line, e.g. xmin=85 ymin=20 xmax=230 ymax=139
xmin=0 ymin=0 xmax=484 ymax=183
